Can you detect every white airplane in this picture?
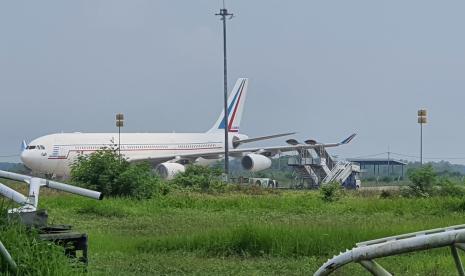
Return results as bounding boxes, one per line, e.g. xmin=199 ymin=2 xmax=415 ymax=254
xmin=20 ymin=78 xmax=356 ymax=179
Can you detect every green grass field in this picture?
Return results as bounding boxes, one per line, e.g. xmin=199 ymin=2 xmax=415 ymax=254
xmin=2 ymin=179 xmax=465 ymax=275
xmin=4 ymin=185 xmax=452 ymax=275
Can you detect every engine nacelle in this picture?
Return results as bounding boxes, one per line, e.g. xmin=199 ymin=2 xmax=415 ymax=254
xmin=241 ymin=154 xmax=272 ymax=172
xmin=155 ymin=163 xmax=185 ymax=180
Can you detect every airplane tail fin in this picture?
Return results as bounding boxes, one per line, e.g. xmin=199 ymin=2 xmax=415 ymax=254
xmin=21 ymin=140 xmax=27 ymax=152
xmin=208 ymin=78 xmax=248 ymax=133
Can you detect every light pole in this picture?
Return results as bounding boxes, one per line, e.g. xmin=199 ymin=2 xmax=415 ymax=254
xmin=216 ymin=3 xmax=234 ymax=181
xmin=116 ymin=113 xmax=124 ymax=157
xmin=417 ymin=109 xmax=427 ymax=165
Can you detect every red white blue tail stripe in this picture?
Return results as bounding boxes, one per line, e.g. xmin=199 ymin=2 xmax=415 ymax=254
xmin=208 ymin=78 xmax=248 ymax=133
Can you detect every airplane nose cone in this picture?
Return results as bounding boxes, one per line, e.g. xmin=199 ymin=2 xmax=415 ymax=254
xmin=20 ymin=150 xmax=31 ymax=168
xmin=20 ymin=150 xmax=26 ymax=163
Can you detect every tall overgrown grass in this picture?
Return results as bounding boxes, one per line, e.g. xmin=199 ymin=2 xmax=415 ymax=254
xmin=135 ymin=223 xmax=387 ymax=258
xmin=135 ymin=220 xmax=455 ymax=259
xmin=132 ymin=192 xmax=465 ymax=259
xmin=0 ymin=201 xmax=81 ymax=275
xmin=38 ymin=187 xmax=465 ymax=275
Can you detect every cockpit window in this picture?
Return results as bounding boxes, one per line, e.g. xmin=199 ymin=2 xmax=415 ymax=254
xmin=26 ymin=145 xmax=46 ymax=150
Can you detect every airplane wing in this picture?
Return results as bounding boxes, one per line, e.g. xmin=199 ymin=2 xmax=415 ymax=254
xmin=130 ymin=133 xmax=356 ymax=164
xmin=232 ymin=132 xmax=296 ymax=147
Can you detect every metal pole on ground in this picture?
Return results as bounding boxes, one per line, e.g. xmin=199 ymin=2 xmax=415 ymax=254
xmin=359 ymin=260 xmax=392 ymax=276
xmin=0 ymin=241 xmax=17 ymax=273
xmin=451 ymin=245 xmax=465 ymax=276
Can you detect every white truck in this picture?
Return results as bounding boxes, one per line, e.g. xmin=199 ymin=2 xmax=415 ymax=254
xmin=248 ymin=177 xmax=278 ymax=188
xmin=231 ymin=176 xmax=279 ymax=188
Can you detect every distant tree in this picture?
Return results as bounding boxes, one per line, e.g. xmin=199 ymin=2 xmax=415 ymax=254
xmin=405 ymin=165 xmax=436 ymax=197
xmin=380 ymin=176 xmax=392 ymax=183
xmin=71 ymin=149 xmax=126 ymax=195
xmin=435 ymin=177 xmax=465 ymax=197
xmin=8 ymin=163 xmax=31 ymax=174
xmin=320 ymin=181 xmax=344 ymax=202
xmin=406 ymin=161 xmax=465 ymax=177
xmin=71 ymin=149 xmax=162 ymax=199
xmin=0 ymin=163 xmax=30 ymax=174
xmin=172 ymin=165 xmax=224 ymax=192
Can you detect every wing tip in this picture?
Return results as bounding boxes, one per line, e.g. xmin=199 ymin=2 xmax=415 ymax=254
xmin=341 ymin=133 xmax=357 ymax=144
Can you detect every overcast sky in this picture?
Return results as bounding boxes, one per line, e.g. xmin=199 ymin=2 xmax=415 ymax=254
xmin=1 ymin=1 xmax=465 ymax=163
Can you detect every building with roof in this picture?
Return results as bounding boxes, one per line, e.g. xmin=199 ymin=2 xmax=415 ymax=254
xmin=347 ymin=158 xmax=407 ymax=180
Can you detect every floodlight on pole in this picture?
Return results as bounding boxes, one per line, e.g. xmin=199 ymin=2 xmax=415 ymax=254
xmin=417 ymin=109 xmax=427 ymax=165
xmin=116 ymin=113 xmax=124 ymax=156
xmin=215 ymin=1 xmax=234 ymax=182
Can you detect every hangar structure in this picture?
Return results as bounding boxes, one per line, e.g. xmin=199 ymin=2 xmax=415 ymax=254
xmin=348 ymin=158 xmax=407 ymax=180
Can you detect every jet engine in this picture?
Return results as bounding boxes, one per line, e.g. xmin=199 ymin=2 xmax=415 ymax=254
xmin=155 ymin=163 xmax=185 ymax=180
xmin=241 ymin=154 xmax=272 ymax=172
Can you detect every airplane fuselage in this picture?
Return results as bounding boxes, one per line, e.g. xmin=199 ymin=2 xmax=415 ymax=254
xmin=21 ymin=132 xmax=247 ymax=177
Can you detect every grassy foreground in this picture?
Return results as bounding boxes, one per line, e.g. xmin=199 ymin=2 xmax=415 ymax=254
xmin=11 ymin=187 xmax=457 ymax=275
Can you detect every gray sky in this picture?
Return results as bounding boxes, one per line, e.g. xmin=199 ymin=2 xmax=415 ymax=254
xmin=1 ymin=1 xmax=465 ymax=163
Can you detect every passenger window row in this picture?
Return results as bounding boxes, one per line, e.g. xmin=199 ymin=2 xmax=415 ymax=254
xmin=124 ymin=145 xmax=169 ymax=149
xmin=178 ymin=144 xmax=215 ymax=149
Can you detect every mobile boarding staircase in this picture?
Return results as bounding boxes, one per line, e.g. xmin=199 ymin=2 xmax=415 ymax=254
xmin=314 ymin=224 xmax=465 ymax=276
xmin=287 ymin=140 xmax=360 ymax=189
